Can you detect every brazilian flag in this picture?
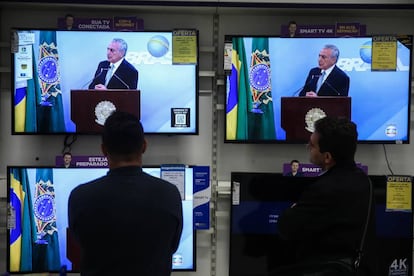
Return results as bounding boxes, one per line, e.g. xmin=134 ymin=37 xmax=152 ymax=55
xmin=226 ymin=37 xmax=250 ymax=140
xmin=9 ymin=168 xmax=37 ymax=272
xmin=33 ymin=168 xmax=61 ymax=271
xmin=36 ymin=31 xmax=65 ymax=132
xmin=15 ymin=31 xmax=66 ymax=133
xmin=14 ymin=46 xmax=40 ymax=133
xmin=226 ymin=37 xmax=276 ymax=140
xmin=248 ymin=37 xmax=276 ymax=140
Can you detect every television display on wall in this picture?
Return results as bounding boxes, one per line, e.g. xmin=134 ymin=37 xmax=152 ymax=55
xmin=225 ymin=36 xmax=412 ymax=144
xmin=12 ymin=29 xmax=198 ymax=135
xmin=229 ymin=172 xmax=413 ymax=276
xmin=7 ymin=166 xmax=195 ymax=273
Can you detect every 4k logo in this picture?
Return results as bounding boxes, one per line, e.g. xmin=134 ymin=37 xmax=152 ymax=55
xmin=389 ymin=258 xmax=408 ymax=276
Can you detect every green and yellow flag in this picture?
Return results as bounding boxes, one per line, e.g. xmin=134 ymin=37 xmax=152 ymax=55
xmin=9 ymin=168 xmax=37 ymax=272
xmin=248 ymin=37 xmax=276 ymax=140
xmin=226 ymin=37 xmax=250 ymax=140
xmin=33 ymin=168 xmax=61 ymax=271
xmin=36 ymin=31 xmax=65 ymax=132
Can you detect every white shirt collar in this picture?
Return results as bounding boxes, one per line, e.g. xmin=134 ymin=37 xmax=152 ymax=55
xmin=322 ymin=64 xmax=335 ymax=78
xmin=110 ymin=58 xmax=124 ymax=71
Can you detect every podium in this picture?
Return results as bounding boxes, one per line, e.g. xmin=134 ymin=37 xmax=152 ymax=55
xmin=281 ymin=96 xmax=351 ymax=142
xmin=71 ymin=89 xmax=140 ymax=133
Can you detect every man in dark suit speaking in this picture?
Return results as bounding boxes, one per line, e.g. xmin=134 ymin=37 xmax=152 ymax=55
xmin=299 ymin=44 xmax=349 ymax=97
xmin=89 ymin=38 xmax=138 ymax=90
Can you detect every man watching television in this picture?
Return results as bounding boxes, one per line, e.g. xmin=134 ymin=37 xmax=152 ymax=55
xmin=276 ymin=116 xmax=377 ymax=275
xmin=68 ymin=111 xmax=183 ymax=275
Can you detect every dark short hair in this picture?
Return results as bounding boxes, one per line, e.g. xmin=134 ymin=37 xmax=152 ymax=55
xmin=102 ymin=111 xmax=144 ymax=157
xmin=314 ymin=116 xmax=357 ymax=163
xmin=63 ymin=151 xmax=72 ymax=157
xmin=290 ymin=159 xmax=300 ymax=165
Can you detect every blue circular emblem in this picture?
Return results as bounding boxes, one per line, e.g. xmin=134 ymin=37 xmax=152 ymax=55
xmin=34 ymin=194 xmax=55 ymax=222
xmin=359 ymin=41 xmax=372 ymax=64
xmin=249 ymin=64 xmax=270 ymax=91
xmin=147 ymin=35 xmax=170 ymax=58
xmin=38 ymin=56 xmax=59 ymax=84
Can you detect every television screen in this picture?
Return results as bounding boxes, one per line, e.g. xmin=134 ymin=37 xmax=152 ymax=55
xmin=229 ymin=172 xmax=413 ymax=276
xmin=12 ymin=29 xmax=198 ymax=134
xmin=225 ymin=36 xmax=412 ymax=143
xmin=7 ymin=166 xmax=195 ymax=273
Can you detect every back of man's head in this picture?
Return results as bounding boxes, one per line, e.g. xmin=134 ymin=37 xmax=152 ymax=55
xmin=102 ymin=111 xmax=144 ymax=160
xmin=314 ymin=116 xmax=357 ymax=164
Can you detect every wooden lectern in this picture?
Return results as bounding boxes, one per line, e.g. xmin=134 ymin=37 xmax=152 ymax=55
xmin=281 ymin=96 xmax=351 ymax=142
xmin=71 ymin=89 xmax=140 ymax=133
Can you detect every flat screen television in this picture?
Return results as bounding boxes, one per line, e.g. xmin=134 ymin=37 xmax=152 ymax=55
xmin=12 ymin=29 xmax=198 ymax=135
xmin=7 ymin=166 xmax=196 ymax=273
xmin=229 ymin=172 xmax=413 ymax=276
xmin=225 ymin=36 xmax=412 ymax=144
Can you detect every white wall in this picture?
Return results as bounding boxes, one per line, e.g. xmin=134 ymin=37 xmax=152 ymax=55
xmin=1 ymin=2 xmax=413 ymax=276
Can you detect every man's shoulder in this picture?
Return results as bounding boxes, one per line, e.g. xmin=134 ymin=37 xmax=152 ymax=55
xmin=318 ymin=165 xmax=366 ymax=182
xmin=143 ymin=172 xmax=177 ymax=187
xmin=70 ymin=176 xmax=105 ymax=195
xmin=309 ymin=67 xmax=320 ymax=74
xmin=121 ymin=59 xmax=138 ymax=72
xmin=142 ymin=172 xmax=182 ymax=197
xmin=98 ymin=60 xmax=110 ymax=67
xmin=333 ymin=65 xmax=349 ymax=78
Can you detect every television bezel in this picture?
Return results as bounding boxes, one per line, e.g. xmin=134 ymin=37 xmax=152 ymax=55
xmin=6 ymin=165 xmax=197 ymax=273
xmin=229 ymin=172 xmax=414 ymax=276
xmin=224 ymin=34 xmax=413 ymax=145
xmin=11 ymin=28 xmax=200 ymax=136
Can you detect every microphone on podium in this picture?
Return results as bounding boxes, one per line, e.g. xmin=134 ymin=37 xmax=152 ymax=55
xmin=291 ymin=74 xmax=321 ymax=96
xmin=112 ymin=73 xmax=130 ymax=89
xmin=82 ymin=67 xmax=109 ymax=89
xmin=323 ymin=80 xmax=342 ymax=96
